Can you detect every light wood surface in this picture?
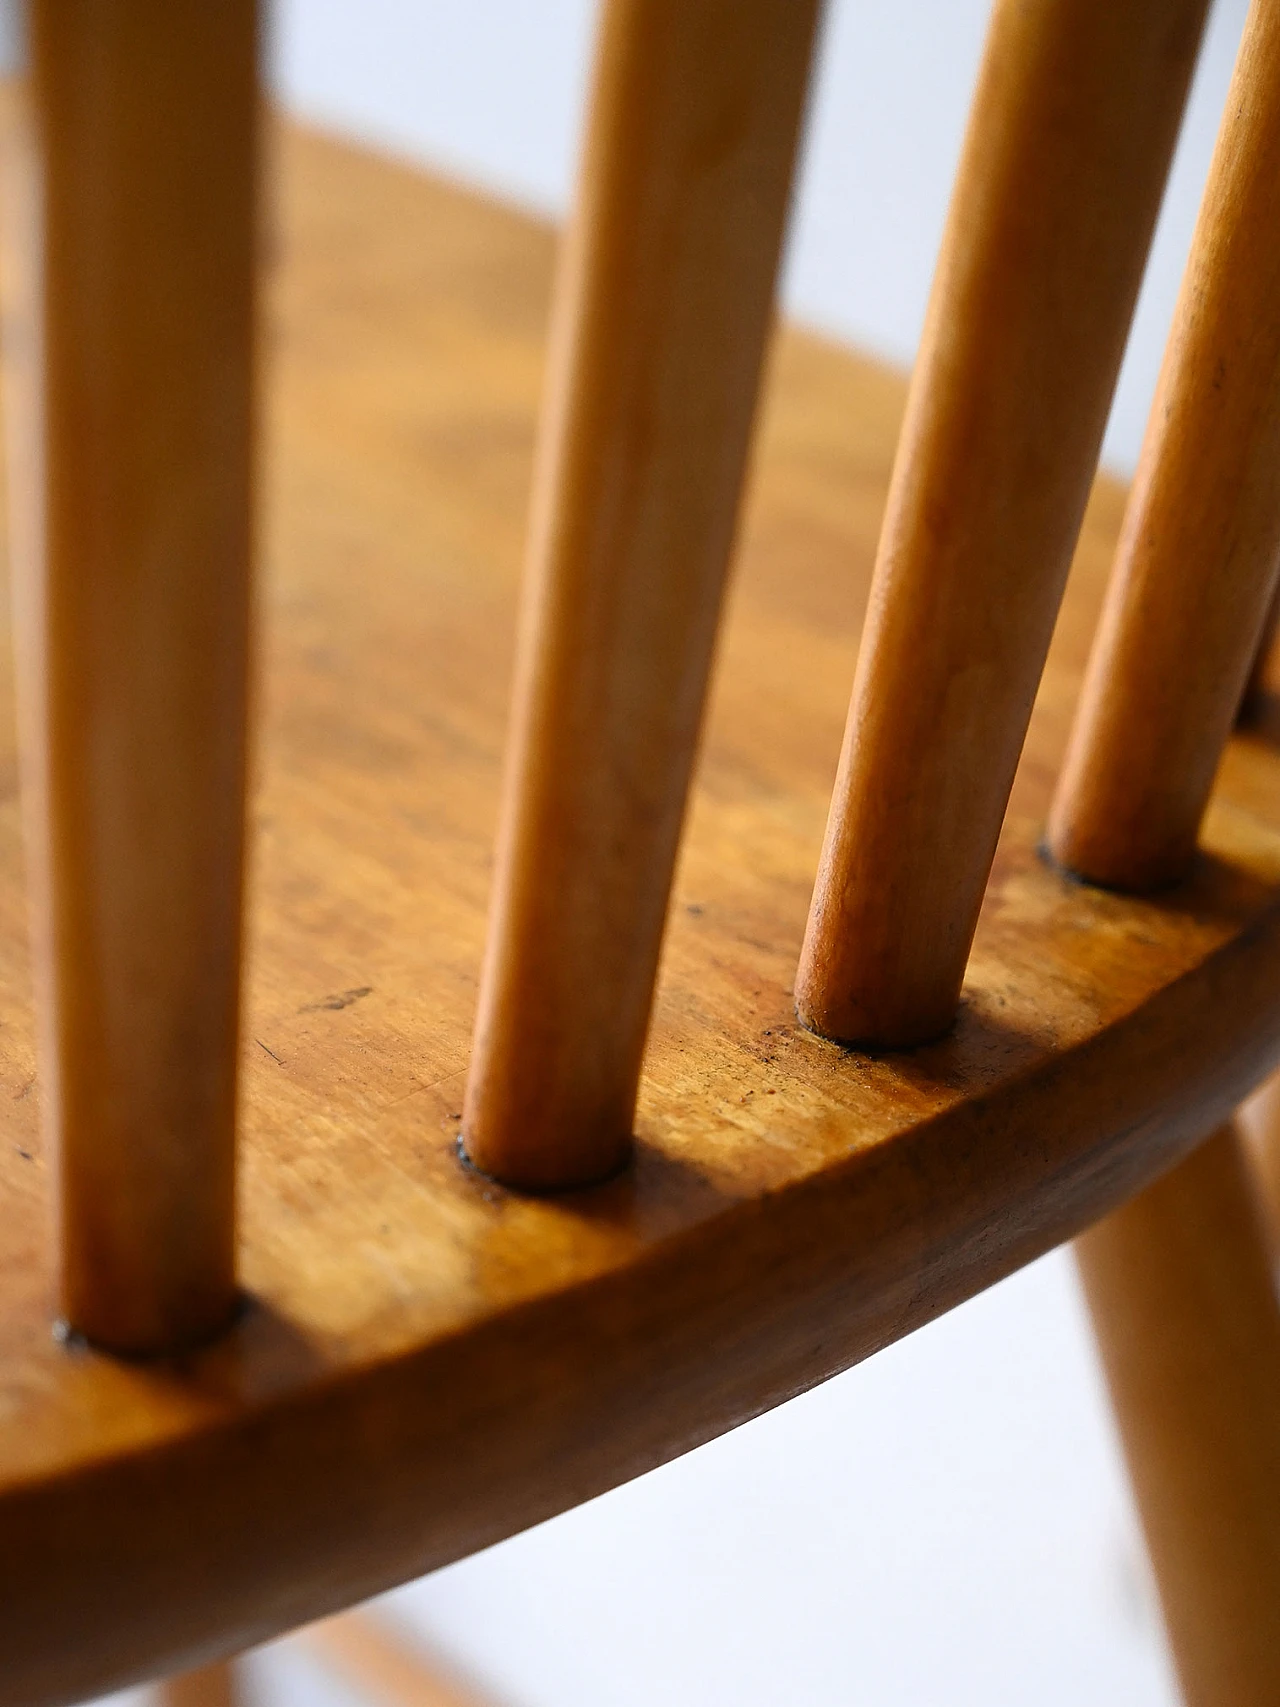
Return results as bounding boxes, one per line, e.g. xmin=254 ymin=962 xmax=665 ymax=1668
xmin=5 ymin=115 xmax=1280 ymax=1705
xmin=463 ymin=0 xmax=820 ymax=1189
xmin=1049 ymin=0 xmax=1280 ymax=892
xmin=158 ymin=1661 xmax=241 ymax=1707
xmin=795 ymin=0 xmax=1207 ymax=1046
xmin=305 ymin=1611 xmax=503 ymax=1707
xmin=2 ymin=3 xmax=259 ymax=1352
xmin=1077 ymin=1124 xmax=1280 ymax=1707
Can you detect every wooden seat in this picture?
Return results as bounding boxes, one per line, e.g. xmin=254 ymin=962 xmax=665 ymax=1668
xmin=4 ymin=1 xmax=1280 ymax=1703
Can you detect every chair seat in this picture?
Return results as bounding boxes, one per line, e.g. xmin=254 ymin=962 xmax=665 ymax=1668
xmin=4 ymin=118 xmax=1280 ymax=1705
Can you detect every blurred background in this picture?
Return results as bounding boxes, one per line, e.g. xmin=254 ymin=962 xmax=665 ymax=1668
xmin=89 ymin=1 xmax=1250 ymax=1702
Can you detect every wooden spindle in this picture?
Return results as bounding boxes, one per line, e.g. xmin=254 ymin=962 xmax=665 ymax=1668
xmin=5 ymin=2 xmax=259 ymax=1353
xmin=794 ymin=0 xmax=1207 ymax=1047
xmin=1048 ymin=0 xmax=1280 ymax=892
xmin=1077 ymin=1124 xmax=1280 ymax=1707
xmin=462 ymin=0 xmax=821 ymax=1189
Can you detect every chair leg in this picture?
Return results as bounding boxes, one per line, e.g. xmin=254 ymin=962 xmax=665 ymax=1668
xmin=154 ymin=1612 xmax=502 ymax=1707
xmin=1076 ymin=1122 xmax=1280 ymax=1705
xmin=158 ymin=1660 xmax=242 ymax=1707
xmin=302 ymin=1610 xmax=501 ymax=1707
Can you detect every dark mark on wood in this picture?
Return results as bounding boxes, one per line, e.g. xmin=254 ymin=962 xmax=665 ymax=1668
xmin=299 ymin=986 xmax=374 ymax=1014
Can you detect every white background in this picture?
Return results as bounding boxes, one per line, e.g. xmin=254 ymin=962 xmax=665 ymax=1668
xmin=95 ymin=2 xmax=1251 ymax=1703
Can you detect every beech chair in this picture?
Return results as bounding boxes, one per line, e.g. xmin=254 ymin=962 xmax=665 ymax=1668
xmin=2 ymin=2 xmax=1280 ymax=1705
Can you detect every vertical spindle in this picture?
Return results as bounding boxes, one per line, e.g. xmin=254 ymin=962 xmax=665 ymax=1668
xmin=794 ymin=0 xmax=1207 ymax=1046
xmin=463 ymin=0 xmax=821 ymax=1189
xmin=4 ymin=1 xmax=258 ymax=1353
xmin=1048 ymin=0 xmax=1280 ymax=891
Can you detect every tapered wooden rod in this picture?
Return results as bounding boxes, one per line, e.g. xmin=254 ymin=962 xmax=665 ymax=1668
xmin=794 ymin=0 xmax=1207 ymax=1047
xmin=158 ymin=1661 xmax=242 ymax=1707
xmin=462 ymin=0 xmax=821 ymax=1189
xmin=4 ymin=3 xmax=259 ymax=1352
xmin=1048 ymin=0 xmax=1280 ymax=892
xmin=1077 ymin=1124 xmax=1280 ymax=1707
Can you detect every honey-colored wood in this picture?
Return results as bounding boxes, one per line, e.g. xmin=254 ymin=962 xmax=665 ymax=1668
xmin=1048 ymin=0 xmax=1280 ymax=892
xmin=1077 ymin=1124 xmax=1280 ymax=1707
xmin=462 ymin=0 xmax=821 ymax=1189
xmin=795 ymin=0 xmax=1207 ymax=1046
xmin=7 ymin=119 xmax=1280 ymax=1706
xmin=305 ymin=1611 xmax=502 ymax=1707
xmin=158 ymin=1661 xmax=242 ymax=1707
xmin=1 ymin=3 xmax=259 ymax=1352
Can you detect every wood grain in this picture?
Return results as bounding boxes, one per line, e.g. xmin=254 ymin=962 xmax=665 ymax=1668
xmin=462 ymin=0 xmax=821 ymax=1188
xmin=1049 ymin=0 xmax=1280 ymax=891
xmin=795 ymin=0 xmax=1208 ymax=1046
xmin=1077 ymin=1124 xmax=1280 ymax=1707
xmin=2 ymin=116 xmax=1280 ymax=1705
xmin=2 ymin=2 xmax=259 ymax=1352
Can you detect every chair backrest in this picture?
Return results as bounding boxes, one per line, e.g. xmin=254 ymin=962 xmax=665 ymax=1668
xmin=7 ymin=0 xmax=1280 ymax=1358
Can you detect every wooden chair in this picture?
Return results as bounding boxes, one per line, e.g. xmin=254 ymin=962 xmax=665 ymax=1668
xmin=2 ymin=0 xmax=1280 ymax=1703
